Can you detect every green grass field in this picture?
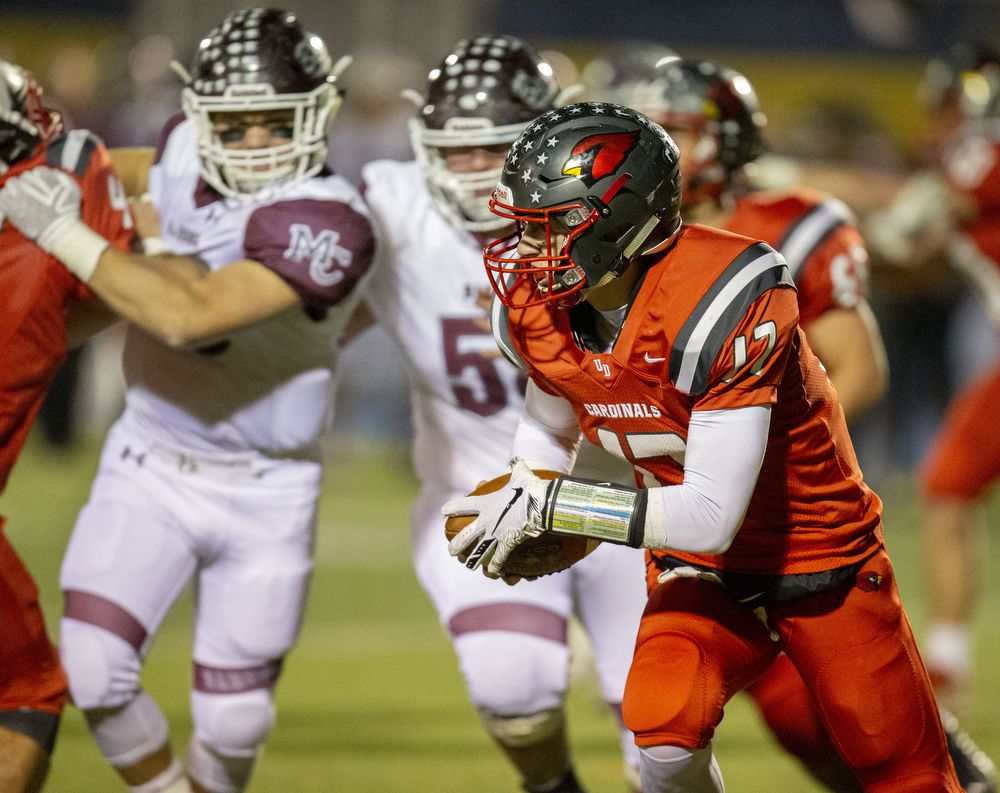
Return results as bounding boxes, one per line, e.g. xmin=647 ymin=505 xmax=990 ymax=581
xmin=1 ymin=432 xmax=998 ymax=792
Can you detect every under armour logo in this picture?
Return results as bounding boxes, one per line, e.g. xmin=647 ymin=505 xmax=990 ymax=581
xmin=593 ymin=358 xmax=612 ymax=378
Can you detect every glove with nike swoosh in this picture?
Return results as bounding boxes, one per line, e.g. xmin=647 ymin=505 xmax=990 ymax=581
xmin=443 ymin=460 xmax=553 ymax=578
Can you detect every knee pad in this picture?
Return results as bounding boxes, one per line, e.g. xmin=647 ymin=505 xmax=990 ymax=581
xmin=455 ymin=631 xmax=569 ymax=716
xmin=60 ymin=618 xmax=142 ymax=710
xmin=192 ymin=688 xmax=275 ymax=757
xmin=84 ymin=690 xmax=169 ymax=768
xmin=187 ymin=737 xmax=256 ymax=793
xmin=478 ymin=707 xmax=564 ymax=750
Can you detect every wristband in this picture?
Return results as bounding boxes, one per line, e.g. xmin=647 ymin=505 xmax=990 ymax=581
xmin=141 ymin=236 xmax=167 ymax=256
xmin=43 ymin=219 xmax=109 ymax=282
xmin=544 ymin=477 xmax=647 ymax=547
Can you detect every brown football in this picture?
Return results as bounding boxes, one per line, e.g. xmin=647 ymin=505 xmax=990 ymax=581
xmin=445 ymin=469 xmax=601 ymax=578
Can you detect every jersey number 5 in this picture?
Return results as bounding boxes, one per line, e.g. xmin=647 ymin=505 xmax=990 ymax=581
xmin=442 ymin=317 xmax=508 ymax=417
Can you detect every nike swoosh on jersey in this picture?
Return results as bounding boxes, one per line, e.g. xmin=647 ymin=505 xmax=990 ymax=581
xmin=644 ymin=353 xmax=666 ymax=363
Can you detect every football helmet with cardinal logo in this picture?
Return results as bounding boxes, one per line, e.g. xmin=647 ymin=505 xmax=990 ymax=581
xmin=0 ymin=59 xmax=63 ymax=173
xmin=642 ymin=58 xmax=766 ymax=205
xmin=409 ymin=35 xmax=561 ymax=231
xmin=179 ymin=7 xmax=347 ymax=198
xmin=485 ymin=102 xmax=680 ymax=308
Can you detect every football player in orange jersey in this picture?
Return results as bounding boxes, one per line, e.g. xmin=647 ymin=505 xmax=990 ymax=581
xmin=866 ymin=44 xmax=1000 ymax=723
xmin=642 ymin=56 xmax=995 ymax=793
xmin=0 ymin=60 xmax=133 ymax=793
xmin=444 ymin=103 xmax=961 ymax=792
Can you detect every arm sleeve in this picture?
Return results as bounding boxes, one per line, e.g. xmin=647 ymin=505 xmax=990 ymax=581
xmin=641 ymin=404 xmax=771 ymax=553
xmin=510 ymin=379 xmax=583 ymax=473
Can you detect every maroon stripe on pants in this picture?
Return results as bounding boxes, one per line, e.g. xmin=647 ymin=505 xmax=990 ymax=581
xmin=63 ymin=589 xmax=147 ymax=653
xmin=448 ymin=603 xmax=567 ymax=644
xmin=194 ymin=660 xmax=283 ymax=694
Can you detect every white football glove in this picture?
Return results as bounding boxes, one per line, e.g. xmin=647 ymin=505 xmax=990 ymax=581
xmin=0 ymin=166 xmax=109 ymax=281
xmin=443 ymin=460 xmax=553 ymax=579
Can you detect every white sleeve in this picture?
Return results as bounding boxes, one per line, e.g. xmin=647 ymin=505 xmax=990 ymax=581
xmin=642 ymin=404 xmax=771 ymax=554
xmin=510 ymin=379 xmax=583 ymax=473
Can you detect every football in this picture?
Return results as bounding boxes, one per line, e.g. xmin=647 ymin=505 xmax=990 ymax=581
xmin=444 ymin=469 xmax=601 ymax=578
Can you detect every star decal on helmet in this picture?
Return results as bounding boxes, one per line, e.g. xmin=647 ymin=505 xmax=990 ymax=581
xmin=521 ymin=169 xmax=532 ymax=183
xmin=536 ymin=152 xmax=548 ymax=165
xmin=546 ymin=136 xmax=559 ymax=147
xmin=529 ymin=190 xmax=542 ymax=203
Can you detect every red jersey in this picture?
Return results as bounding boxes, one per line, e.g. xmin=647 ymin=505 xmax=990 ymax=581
xmin=939 ymin=121 xmax=1000 ymax=314
xmin=724 ymin=187 xmax=869 ymax=328
xmin=0 ymin=131 xmax=132 ymax=490
xmin=497 ymin=224 xmax=883 ymax=575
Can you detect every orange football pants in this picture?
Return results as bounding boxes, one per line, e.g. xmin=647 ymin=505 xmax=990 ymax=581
xmin=921 ymin=361 xmax=1000 ymax=500
xmin=623 ymin=547 xmax=960 ymax=792
xmin=0 ymin=519 xmax=67 ymax=715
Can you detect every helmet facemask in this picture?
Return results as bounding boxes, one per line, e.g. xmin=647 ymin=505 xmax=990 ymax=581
xmin=183 ymin=81 xmax=340 ymax=198
xmin=485 ymin=193 xmax=594 ymax=308
xmin=409 ymin=35 xmax=561 ymax=231
xmin=179 ymin=8 xmax=347 ymax=200
xmin=410 ymin=116 xmax=528 ymax=232
xmin=0 ymin=60 xmax=62 ymax=173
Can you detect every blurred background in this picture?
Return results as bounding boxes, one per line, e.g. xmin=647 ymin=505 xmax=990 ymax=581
xmin=4 ymin=0 xmax=999 ymax=479
xmin=3 ymin=1 xmax=1000 ymax=790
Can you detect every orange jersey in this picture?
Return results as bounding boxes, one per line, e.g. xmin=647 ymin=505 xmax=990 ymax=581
xmin=496 ymin=224 xmax=883 ymax=575
xmin=724 ymin=187 xmax=869 ymax=328
xmin=0 ymin=132 xmax=132 ymax=490
xmin=941 ymin=122 xmax=1000 ymax=274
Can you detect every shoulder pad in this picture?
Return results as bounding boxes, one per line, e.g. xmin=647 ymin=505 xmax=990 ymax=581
xmin=777 ymin=197 xmax=854 ymax=281
xmin=45 ymin=129 xmax=103 ymax=177
xmin=490 ymin=290 xmax=530 ymax=373
xmin=670 ymin=242 xmax=792 ymax=396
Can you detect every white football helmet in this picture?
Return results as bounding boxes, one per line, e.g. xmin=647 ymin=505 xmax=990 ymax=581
xmin=408 ymin=35 xmax=560 ymax=231
xmin=179 ymin=8 xmax=347 ymax=198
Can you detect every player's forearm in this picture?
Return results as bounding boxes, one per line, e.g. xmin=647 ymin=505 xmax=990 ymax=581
xmin=545 ymin=405 xmax=770 ymax=553
xmin=511 ymin=381 xmax=583 ymax=472
xmin=808 ymin=304 xmax=888 ymax=422
xmin=89 ymin=247 xmax=214 ymax=347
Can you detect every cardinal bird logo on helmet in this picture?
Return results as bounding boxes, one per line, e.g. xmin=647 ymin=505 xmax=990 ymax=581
xmin=562 ymin=130 xmax=639 ymax=185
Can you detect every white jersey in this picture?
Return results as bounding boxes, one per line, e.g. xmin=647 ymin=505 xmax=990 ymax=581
xmin=123 ymin=116 xmax=376 ymax=456
xmin=362 ymin=160 xmax=526 ymax=491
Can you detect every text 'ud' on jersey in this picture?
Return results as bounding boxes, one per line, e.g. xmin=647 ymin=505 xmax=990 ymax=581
xmin=123 ymin=115 xmax=376 ymax=457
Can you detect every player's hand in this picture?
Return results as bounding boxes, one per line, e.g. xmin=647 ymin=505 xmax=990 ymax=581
xmin=443 ymin=460 xmax=552 ymax=578
xmin=129 ymin=193 xmax=165 ymax=254
xmin=0 ymin=165 xmax=82 ymax=246
xmin=0 ymin=165 xmax=108 ymax=281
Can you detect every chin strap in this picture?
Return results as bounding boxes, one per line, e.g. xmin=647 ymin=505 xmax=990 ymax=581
xmin=543 ymin=476 xmax=648 ymax=548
